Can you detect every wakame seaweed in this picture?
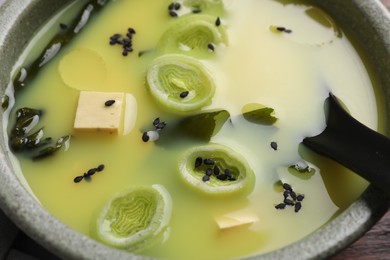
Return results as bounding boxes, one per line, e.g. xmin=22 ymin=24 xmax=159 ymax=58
xmin=11 ymin=0 xmax=111 ymax=98
xmin=6 ymin=0 xmax=111 ymax=159
xmin=9 ymin=107 xmax=70 ymax=160
xmin=154 ymin=109 xmax=230 ymax=147
xmin=242 ymin=107 xmax=278 ymax=125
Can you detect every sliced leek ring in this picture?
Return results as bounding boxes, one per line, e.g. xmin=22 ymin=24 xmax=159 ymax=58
xmin=178 ymin=143 xmax=255 ymax=195
xmin=158 ymin=14 xmax=228 ymax=56
xmin=146 ymin=54 xmax=215 ymax=113
xmin=92 ymin=184 xmax=172 ymax=253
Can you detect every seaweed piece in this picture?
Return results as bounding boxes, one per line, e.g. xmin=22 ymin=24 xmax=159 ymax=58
xmin=1 ymin=95 xmax=9 ymax=110
xmin=9 ymin=107 xmax=70 ymax=160
xmin=11 ymin=107 xmax=42 ymax=137
xmin=32 ymin=135 xmax=71 ymax=161
xmin=11 ymin=0 xmax=112 ymax=95
xmin=242 ymin=103 xmax=277 ymax=125
xmin=172 ymin=109 xmax=229 ymax=141
xmin=10 ymin=128 xmax=52 ymax=152
xmin=155 ymin=109 xmax=230 ymax=147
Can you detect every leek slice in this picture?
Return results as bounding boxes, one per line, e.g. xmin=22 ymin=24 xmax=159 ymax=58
xmin=158 ymin=14 xmax=228 ymax=56
xmin=146 ymin=54 xmax=215 ymax=113
xmin=92 ymin=185 xmax=172 ymax=253
xmin=178 ymin=144 xmax=255 ymax=195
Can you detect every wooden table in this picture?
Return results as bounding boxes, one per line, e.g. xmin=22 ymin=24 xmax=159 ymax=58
xmin=332 ymin=212 xmax=390 ymax=259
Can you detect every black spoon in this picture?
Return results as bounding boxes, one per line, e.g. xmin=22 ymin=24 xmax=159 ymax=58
xmin=302 ymin=93 xmax=390 ymax=197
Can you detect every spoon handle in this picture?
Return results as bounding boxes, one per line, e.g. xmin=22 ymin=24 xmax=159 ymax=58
xmin=303 ymin=93 xmax=390 ymax=197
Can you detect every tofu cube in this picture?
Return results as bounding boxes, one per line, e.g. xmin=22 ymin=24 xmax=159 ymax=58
xmin=215 ymin=212 xmax=259 ymax=230
xmin=74 ymin=91 xmax=125 ymax=134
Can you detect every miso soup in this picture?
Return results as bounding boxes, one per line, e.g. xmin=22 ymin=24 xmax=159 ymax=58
xmin=3 ymin=0 xmax=381 ymax=259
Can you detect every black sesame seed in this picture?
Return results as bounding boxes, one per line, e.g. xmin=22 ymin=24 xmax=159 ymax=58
xmin=271 ymin=141 xmax=278 ymax=151
xmin=290 ymin=191 xmax=297 ymax=200
xmin=228 ymin=176 xmax=237 ymax=181
xmin=156 ymin=122 xmax=167 ymax=130
xmin=128 ymin=27 xmax=136 ymax=34
xmin=195 ymin=157 xmax=203 ymax=168
xmin=97 ymin=164 xmax=105 ymax=172
xmin=168 ymin=2 xmax=175 ymax=10
xmin=297 ymin=194 xmax=305 ymax=202
xmin=282 ymin=183 xmax=293 ymax=192
xmin=83 ymin=173 xmax=91 ymax=181
xmin=105 ymin=100 xmax=116 ymax=107
xmin=275 ymin=203 xmax=286 ymax=210
xmin=174 ymin=2 xmax=181 ymax=10
xmin=153 ymin=118 xmax=160 ymax=127
xmin=217 ymin=174 xmax=227 ymax=181
xmin=123 ymin=38 xmax=131 ymax=45
xmin=204 ymin=159 xmax=215 ymax=165
xmin=207 ymin=43 xmax=215 ymax=52
xmin=124 ymin=46 xmax=133 ymax=52
xmin=294 ymin=202 xmax=302 ymax=212
xmin=206 ymin=168 xmax=213 ymax=176
xmin=122 ymin=50 xmax=129 ymax=56
xmin=180 ymin=91 xmax=189 ymax=98
xmin=283 ymin=190 xmax=290 ymax=199
xmin=224 ymin=169 xmax=232 ymax=177
xmin=87 ymin=168 xmax=97 ymax=176
xmin=74 ymin=176 xmax=84 ymax=183
xmin=213 ymin=165 xmax=220 ymax=175
xmin=202 ymin=175 xmax=210 ymax=182
xmin=215 ymin=17 xmax=221 ymax=26
xmin=284 ymin=198 xmax=295 ymax=206
xmin=169 ymin=11 xmax=178 ymax=17
xmin=276 ymin=26 xmax=292 ymax=33
xmin=109 ymin=34 xmax=121 ymax=45
xmin=142 ymin=132 xmax=150 ymax=142
xmin=192 ymin=9 xmax=202 ymax=13
xmin=111 ymin=34 xmax=121 ymax=40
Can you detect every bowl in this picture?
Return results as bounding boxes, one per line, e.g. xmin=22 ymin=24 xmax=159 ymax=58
xmin=0 ymin=0 xmax=389 ymax=259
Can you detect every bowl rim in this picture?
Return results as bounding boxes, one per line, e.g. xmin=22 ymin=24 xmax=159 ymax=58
xmin=0 ymin=0 xmax=389 ymax=259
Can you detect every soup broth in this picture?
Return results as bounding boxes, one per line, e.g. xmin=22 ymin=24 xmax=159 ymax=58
xmin=4 ymin=0 xmax=380 ymax=259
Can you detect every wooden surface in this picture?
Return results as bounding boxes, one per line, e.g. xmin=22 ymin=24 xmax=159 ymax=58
xmin=332 ymin=211 xmax=390 ymax=259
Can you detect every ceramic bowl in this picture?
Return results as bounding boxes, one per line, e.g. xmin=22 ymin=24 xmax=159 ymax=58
xmin=0 ymin=0 xmax=389 ymax=259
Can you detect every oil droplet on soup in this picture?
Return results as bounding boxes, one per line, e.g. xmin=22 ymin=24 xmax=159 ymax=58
xmin=5 ymin=0 xmax=379 ymax=259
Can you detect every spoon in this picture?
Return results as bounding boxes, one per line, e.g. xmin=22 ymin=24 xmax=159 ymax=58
xmin=302 ymin=93 xmax=390 ymax=197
